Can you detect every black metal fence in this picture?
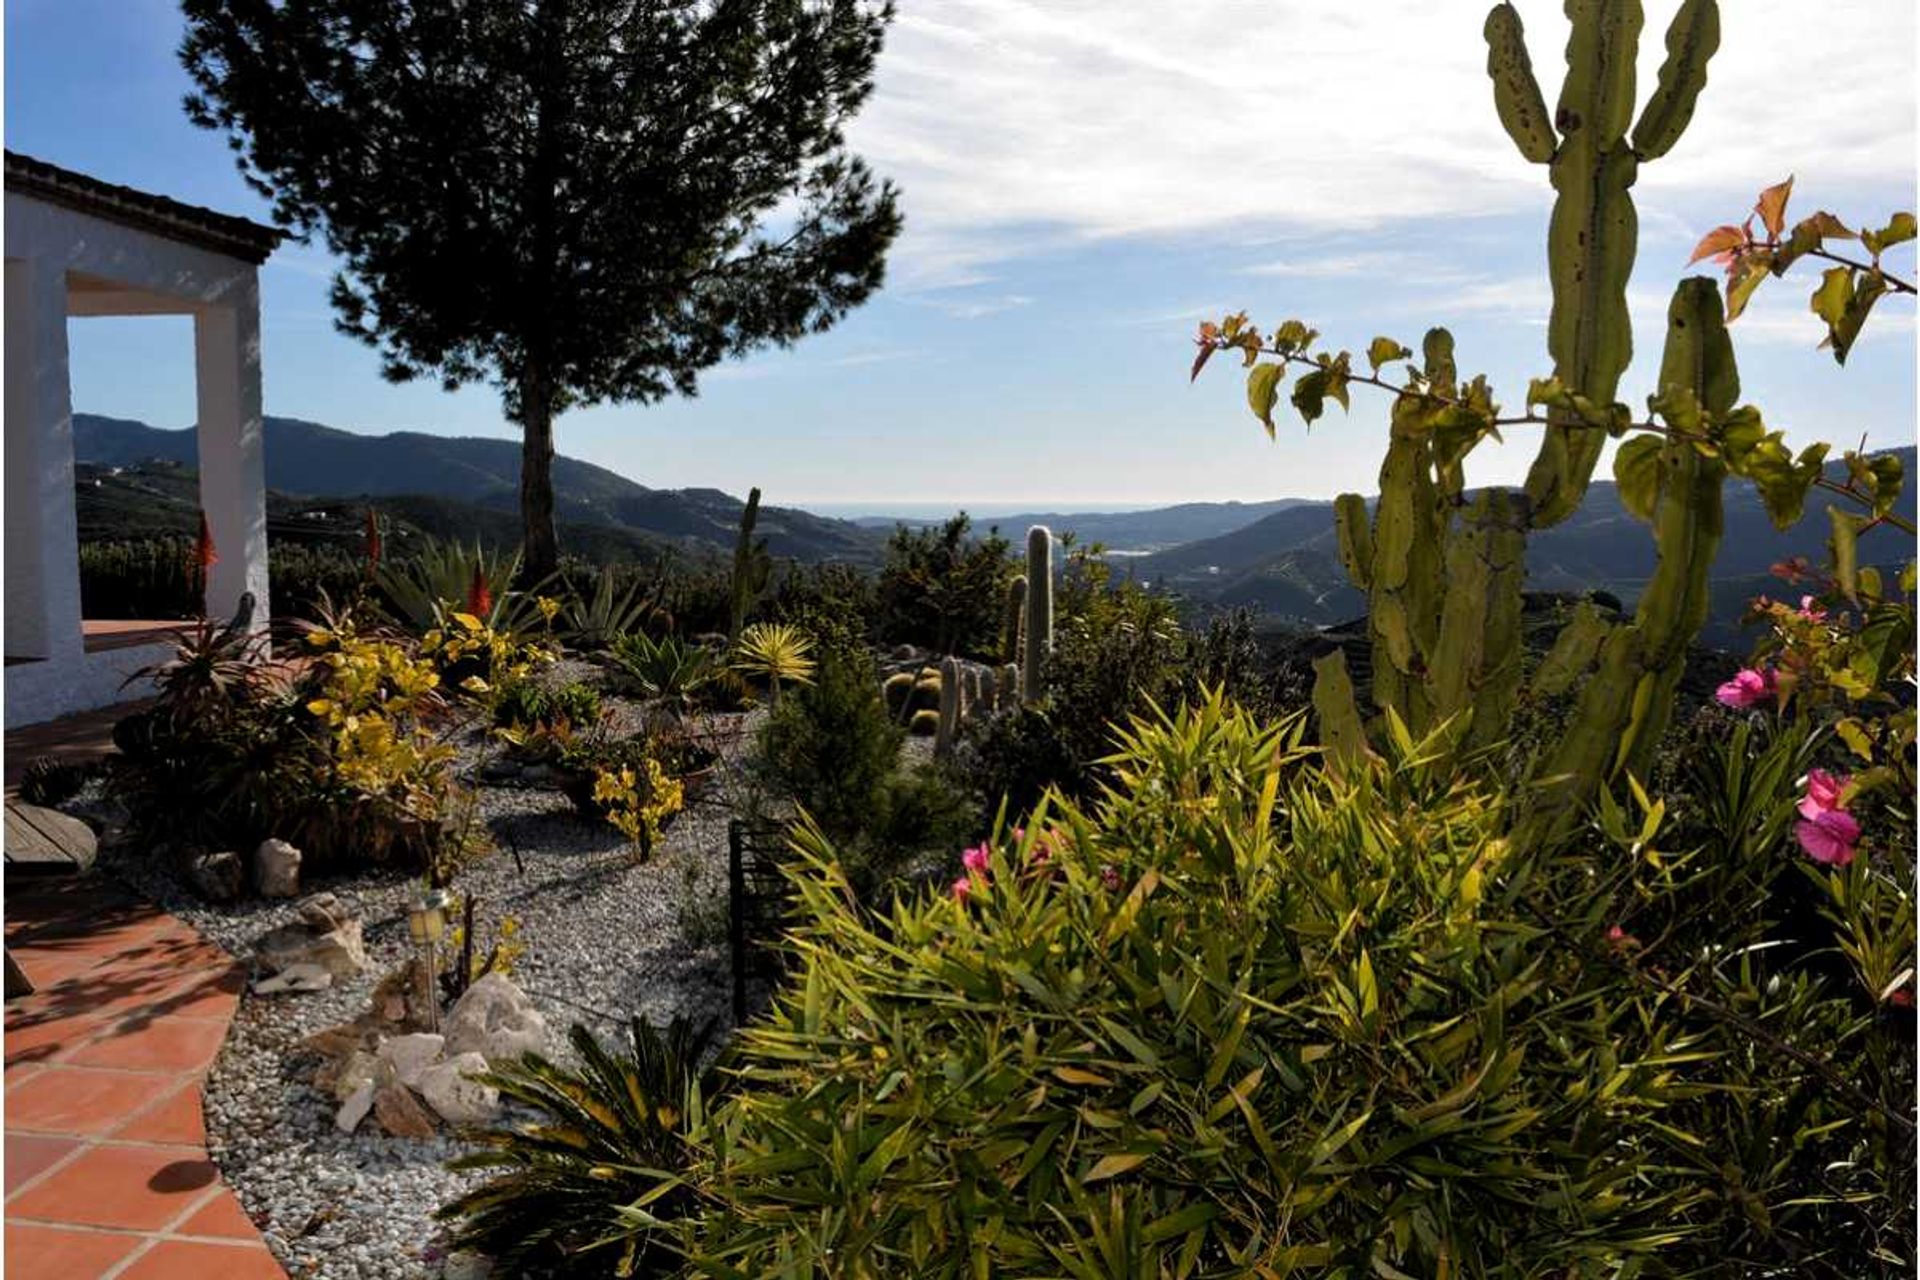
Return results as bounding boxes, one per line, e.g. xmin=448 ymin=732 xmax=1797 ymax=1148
xmin=727 ymin=818 xmax=792 ymax=1023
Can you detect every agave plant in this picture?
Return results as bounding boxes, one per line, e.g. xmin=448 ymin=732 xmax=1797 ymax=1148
xmin=559 ymin=565 xmax=667 ymax=651
xmin=608 ymin=632 xmax=718 ymax=721
xmin=375 ymin=536 xmax=548 ymax=637
xmin=438 ymin=1016 xmax=718 ymax=1278
xmin=732 ymin=622 xmax=816 ymax=707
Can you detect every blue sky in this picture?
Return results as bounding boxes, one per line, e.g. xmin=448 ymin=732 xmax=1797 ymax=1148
xmin=7 ymin=0 xmax=1915 ymax=510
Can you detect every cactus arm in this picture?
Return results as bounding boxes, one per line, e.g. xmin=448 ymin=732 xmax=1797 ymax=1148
xmin=1334 ymin=494 xmax=1373 ymax=589
xmin=1428 ymin=489 xmax=1528 ymax=753
xmin=1002 ymin=574 xmax=1028 ymax=665
xmin=1022 ymin=527 xmax=1053 ymax=705
xmin=1312 ymin=649 xmax=1371 ymax=769
xmin=1555 ymin=0 xmax=1643 ymax=147
xmin=936 ymin=656 xmax=961 ymax=758
xmin=1632 ymin=0 xmax=1719 ymax=161
xmin=1531 ymin=599 xmax=1613 ymax=697
xmin=1485 ymin=3 xmax=1557 ymax=163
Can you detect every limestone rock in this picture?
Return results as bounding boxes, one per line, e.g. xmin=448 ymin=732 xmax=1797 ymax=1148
xmin=303 ymin=1020 xmax=377 ymax=1063
xmin=378 ymin=1033 xmax=445 ymax=1089
xmin=417 ymin=1051 xmax=499 ymax=1125
xmin=373 ymin=1082 xmax=437 ymax=1138
xmin=443 ymin=973 xmax=547 ymax=1064
xmin=336 ymin=1081 xmax=375 ymax=1134
xmin=187 ymin=850 xmax=244 ymax=903
xmin=251 ymin=963 xmax=332 ymax=995
xmin=252 ymin=837 xmax=302 ymax=898
xmin=320 ymin=1048 xmax=380 ymax=1102
xmin=296 ymin=892 xmax=353 ymax=934
xmin=255 ymin=918 xmax=366 ymax=978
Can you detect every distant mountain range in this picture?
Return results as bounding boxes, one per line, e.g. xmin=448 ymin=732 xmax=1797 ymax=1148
xmin=73 ymin=413 xmax=1910 ymax=647
xmin=1132 ymin=447 xmax=1917 ymax=646
xmin=850 ymin=500 xmax=1315 ymax=551
xmin=73 ymin=413 xmax=881 ymax=563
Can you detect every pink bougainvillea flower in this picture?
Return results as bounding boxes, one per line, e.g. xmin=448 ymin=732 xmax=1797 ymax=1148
xmin=1797 ymin=595 xmax=1828 ymax=622
xmin=1715 ymin=667 xmax=1776 ymax=709
xmin=951 ymin=876 xmax=973 ymax=902
xmin=1099 ymin=865 xmax=1122 ymax=892
xmin=1770 ymin=556 xmax=1810 ymax=584
xmin=1795 ymin=808 xmax=1862 ymax=867
xmin=1606 ymin=924 xmax=1639 ymax=950
xmin=961 ymin=845 xmax=990 ymax=875
xmin=1797 ymin=769 xmax=1850 ymax=821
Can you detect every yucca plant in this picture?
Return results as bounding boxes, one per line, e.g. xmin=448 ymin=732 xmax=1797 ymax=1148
xmin=562 ymin=565 xmax=668 ymax=652
xmin=376 ymin=536 xmax=547 ymax=637
xmin=607 ymin=633 xmax=718 ymax=722
xmin=732 ymin=622 xmax=816 ymax=707
xmin=438 ymin=1016 xmax=718 ymax=1278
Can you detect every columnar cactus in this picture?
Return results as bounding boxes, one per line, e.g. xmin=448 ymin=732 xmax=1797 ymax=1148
xmin=936 ymin=656 xmax=961 ymax=758
xmin=1022 ymin=527 xmax=1053 ymax=704
xmin=1001 ymin=575 xmax=1027 ymax=664
xmin=1312 ymin=0 xmax=1726 ymax=837
xmin=1490 ymin=0 xmax=1720 ymax=528
xmin=999 ymin=663 xmax=1020 ymax=714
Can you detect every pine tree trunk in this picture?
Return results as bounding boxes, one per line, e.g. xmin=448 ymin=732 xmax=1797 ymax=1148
xmin=519 ymin=362 xmax=559 ymax=581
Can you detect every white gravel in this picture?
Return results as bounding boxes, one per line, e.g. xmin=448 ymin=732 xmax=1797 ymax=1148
xmin=93 ymin=688 xmax=771 ymax=1280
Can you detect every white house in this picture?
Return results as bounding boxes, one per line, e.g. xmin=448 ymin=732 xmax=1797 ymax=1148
xmin=4 ymin=151 xmax=280 ymax=728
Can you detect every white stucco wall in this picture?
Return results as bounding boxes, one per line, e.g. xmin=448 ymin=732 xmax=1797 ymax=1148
xmin=4 ymin=192 xmax=271 ymax=728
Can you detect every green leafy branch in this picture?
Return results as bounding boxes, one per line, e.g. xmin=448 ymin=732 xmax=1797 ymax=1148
xmin=1190 ymin=313 xmax=1915 ymax=550
xmin=1691 ymin=175 xmax=1915 ymax=364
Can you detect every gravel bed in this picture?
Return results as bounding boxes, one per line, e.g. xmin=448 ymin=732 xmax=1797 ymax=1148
xmin=93 ymin=688 xmax=771 ymax=1280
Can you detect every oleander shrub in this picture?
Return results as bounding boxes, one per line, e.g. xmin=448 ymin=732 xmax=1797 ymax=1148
xmin=656 ymin=693 xmax=1912 ymax=1275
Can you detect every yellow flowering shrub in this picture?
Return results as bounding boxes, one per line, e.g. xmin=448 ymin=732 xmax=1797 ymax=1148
xmin=592 ymin=758 xmax=684 ymax=857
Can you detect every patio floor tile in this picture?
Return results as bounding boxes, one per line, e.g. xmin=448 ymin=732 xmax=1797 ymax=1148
xmin=4 ymin=877 xmax=285 ymax=1276
xmin=110 ymin=1080 xmax=208 ymax=1146
xmin=5 ymin=1065 xmax=184 ymax=1136
xmin=116 ymin=1238 xmax=286 ymax=1280
xmin=7 ymin=1143 xmax=220 ymax=1231
xmin=3 ymin=1221 xmax=144 ymax=1279
xmin=5 ymin=1133 xmax=81 ymax=1193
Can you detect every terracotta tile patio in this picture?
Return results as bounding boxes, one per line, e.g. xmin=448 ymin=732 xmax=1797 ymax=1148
xmin=5 ymin=880 xmax=285 ymax=1278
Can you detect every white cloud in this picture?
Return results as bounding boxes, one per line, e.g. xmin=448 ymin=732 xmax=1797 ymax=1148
xmin=854 ymin=1 xmax=1915 ymax=282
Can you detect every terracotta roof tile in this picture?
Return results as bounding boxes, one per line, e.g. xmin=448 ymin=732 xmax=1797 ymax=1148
xmin=5 ymin=150 xmax=282 ymax=265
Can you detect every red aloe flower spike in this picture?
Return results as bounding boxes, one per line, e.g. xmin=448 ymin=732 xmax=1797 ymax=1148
xmin=466 ymin=563 xmax=493 ymax=617
xmin=193 ymin=510 xmax=220 ymax=571
xmin=364 ymin=507 xmax=383 ymax=571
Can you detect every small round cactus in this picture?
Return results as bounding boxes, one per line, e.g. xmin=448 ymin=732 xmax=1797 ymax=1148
xmin=882 ymin=671 xmax=915 ymax=719
xmin=908 ymin=708 xmax=940 ymax=736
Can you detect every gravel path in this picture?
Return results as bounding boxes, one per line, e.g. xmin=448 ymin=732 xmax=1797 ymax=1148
xmin=94 ymin=689 xmax=771 ymax=1280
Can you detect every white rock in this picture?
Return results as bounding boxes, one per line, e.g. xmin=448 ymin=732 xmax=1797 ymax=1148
xmin=332 ymin=1050 xmax=381 ymax=1103
xmin=251 ymin=963 xmax=333 ymax=995
xmin=378 ymin=1033 xmax=446 ymax=1088
xmin=442 ymin=973 xmax=547 ymax=1064
xmin=443 ymin=1251 xmax=494 ymax=1280
xmin=417 ymin=1052 xmax=499 ymax=1125
xmin=335 ymin=1081 xmax=375 ymax=1133
xmin=256 ymin=919 xmax=367 ymax=977
xmin=253 ymin=837 xmax=303 ymax=898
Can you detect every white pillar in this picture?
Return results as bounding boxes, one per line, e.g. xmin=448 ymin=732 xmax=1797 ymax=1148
xmin=3 ymin=257 xmax=83 ymax=664
xmin=193 ymin=277 xmax=270 ymax=636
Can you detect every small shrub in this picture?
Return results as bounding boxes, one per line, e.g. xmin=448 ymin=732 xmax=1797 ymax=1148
xmin=757 ymin=641 xmax=902 ymax=842
xmin=492 ymin=677 xmax=602 ymax=731
xmin=874 ymin=513 xmax=1014 ymax=658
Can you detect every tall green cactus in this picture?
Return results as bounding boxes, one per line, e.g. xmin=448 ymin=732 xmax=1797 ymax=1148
xmin=1002 ymin=574 xmax=1027 ymax=664
xmin=1487 ymin=0 xmax=1720 ymax=529
xmin=1022 ymin=527 xmax=1053 ymax=705
xmin=728 ymin=487 xmax=771 ymax=646
xmin=1308 ymin=0 xmax=1724 ymax=837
